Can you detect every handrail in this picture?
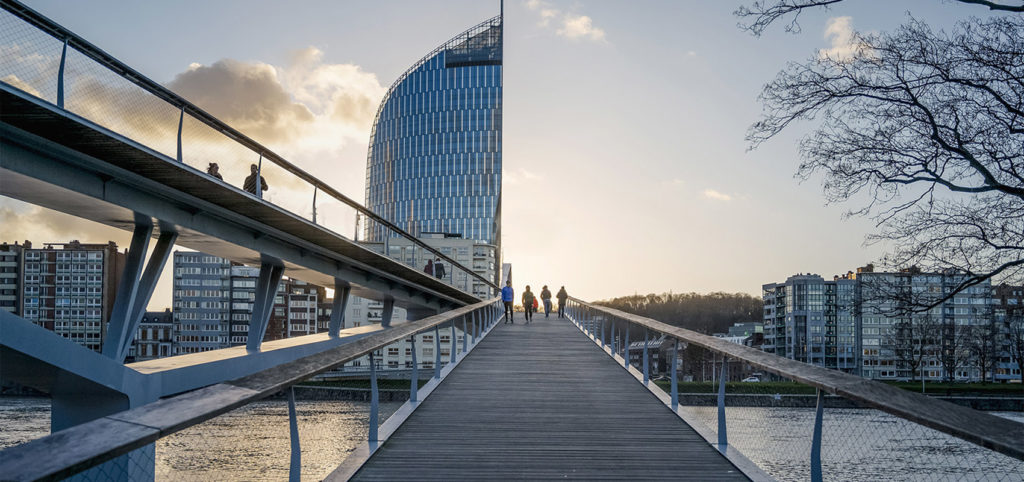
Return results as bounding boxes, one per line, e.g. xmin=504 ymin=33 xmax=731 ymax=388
xmin=0 ymin=0 xmax=495 ymax=292
xmin=0 ymin=297 xmax=502 ymax=481
xmin=568 ymin=296 xmax=1024 ymax=462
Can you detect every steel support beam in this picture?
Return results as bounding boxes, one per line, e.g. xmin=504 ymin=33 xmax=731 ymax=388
xmin=102 ymin=218 xmax=152 ymax=360
xmin=118 ymin=228 xmax=177 ymax=361
xmin=247 ymin=260 xmax=284 ymax=352
xmin=380 ymin=297 xmax=395 ymax=328
xmin=328 ymin=279 xmax=351 ymax=337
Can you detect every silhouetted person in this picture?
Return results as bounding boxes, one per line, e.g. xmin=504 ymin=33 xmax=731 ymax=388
xmin=502 ymin=280 xmax=514 ymax=323
xmin=522 ymin=285 xmax=535 ymax=323
xmin=556 ymin=286 xmax=568 ymax=318
xmin=434 ymin=257 xmax=446 ymax=280
xmin=424 ymin=259 xmax=434 ymax=276
xmin=540 ymin=285 xmax=552 ymax=318
xmin=244 ymin=164 xmax=268 ymax=196
xmin=207 ymin=162 xmax=223 ymax=180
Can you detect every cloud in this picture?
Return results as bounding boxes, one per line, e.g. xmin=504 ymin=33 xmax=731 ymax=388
xmin=525 ymin=1 xmax=606 ymax=43
xmin=819 ymin=16 xmax=870 ymax=62
xmin=504 ymin=168 xmax=544 ymax=185
xmin=2 ymin=74 xmax=42 ymax=97
xmin=0 ymin=199 xmax=132 ymax=247
xmin=167 ymin=59 xmax=315 ymax=145
xmin=662 ymin=178 xmax=684 ymax=187
xmin=703 ymin=189 xmax=732 ymax=201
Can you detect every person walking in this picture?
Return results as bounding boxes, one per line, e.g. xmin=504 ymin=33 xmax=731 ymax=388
xmin=502 ymin=280 xmax=514 ymax=324
xmin=522 ymin=285 xmax=536 ymax=324
xmin=244 ymin=164 xmax=268 ymax=196
xmin=540 ymin=285 xmax=552 ymax=318
xmin=423 ymin=259 xmax=434 ymax=277
xmin=556 ymin=286 xmax=568 ymax=319
xmin=434 ymin=257 xmax=446 ymax=280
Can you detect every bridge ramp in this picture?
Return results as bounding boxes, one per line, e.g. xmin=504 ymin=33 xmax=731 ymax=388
xmin=352 ymin=315 xmax=748 ymax=480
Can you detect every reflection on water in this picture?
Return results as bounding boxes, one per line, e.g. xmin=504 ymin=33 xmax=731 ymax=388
xmin=0 ymin=397 xmax=400 ymax=482
xmin=0 ymin=397 xmax=49 ymax=449
xmin=1 ymin=398 xmax=1022 ymax=481
xmin=680 ymin=406 xmax=1024 ymax=481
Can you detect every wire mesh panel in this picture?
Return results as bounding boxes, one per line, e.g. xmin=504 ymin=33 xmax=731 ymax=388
xmin=62 ymin=47 xmax=180 ymax=159
xmin=0 ymin=8 xmax=62 ymax=103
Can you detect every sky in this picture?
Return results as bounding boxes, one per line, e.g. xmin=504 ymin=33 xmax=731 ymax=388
xmin=2 ymin=0 xmax=981 ymax=308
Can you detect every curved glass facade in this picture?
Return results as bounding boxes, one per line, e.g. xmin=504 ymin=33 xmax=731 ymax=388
xmin=365 ymin=16 xmax=502 ymax=246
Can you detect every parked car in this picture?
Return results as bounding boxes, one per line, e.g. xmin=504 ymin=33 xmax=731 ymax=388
xmin=741 ymin=376 xmax=761 ymax=383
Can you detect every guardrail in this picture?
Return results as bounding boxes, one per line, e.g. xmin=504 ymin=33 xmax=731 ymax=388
xmin=564 ymin=297 xmax=1024 ymax=481
xmin=0 ymin=0 xmax=496 ymax=298
xmin=0 ymin=298 xmax=504 ymax=481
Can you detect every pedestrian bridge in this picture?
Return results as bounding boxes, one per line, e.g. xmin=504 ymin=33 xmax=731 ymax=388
xmin=0 ymin=1 xmax=1022 ymax=480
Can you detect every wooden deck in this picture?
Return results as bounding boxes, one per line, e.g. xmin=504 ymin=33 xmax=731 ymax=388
xmin=351 ymin=315 xmax=749 ymax=480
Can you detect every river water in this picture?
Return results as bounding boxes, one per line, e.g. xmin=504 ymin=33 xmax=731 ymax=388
xmin=1 ymin=397 xmax=1022 ymax=481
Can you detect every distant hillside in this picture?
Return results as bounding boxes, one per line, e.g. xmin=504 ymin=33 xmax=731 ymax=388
xmin=596 ymin=292 xmax=762 ymax=335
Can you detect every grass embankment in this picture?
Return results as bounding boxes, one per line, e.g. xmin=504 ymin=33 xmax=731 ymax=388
xmin=651 ymin=381 xmax=1024 ymax=396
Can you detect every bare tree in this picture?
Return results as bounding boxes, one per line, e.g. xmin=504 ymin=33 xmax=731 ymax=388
xmin=1006 ymin=314 xmax=1024 ymax=384
xmin=746 ymin=14 xmax=1024 ymax=311
xmin=937 ymin=322 xmax=974 ymax=383
xmin=966 ymin=314 xmax=999 ymax=383
xmin=886 ymin=313 xmax=939 ymax=382
xmin=736 ymin=1 xmax=1024 ymax=36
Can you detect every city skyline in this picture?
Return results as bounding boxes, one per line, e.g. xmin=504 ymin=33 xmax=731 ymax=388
xmin=0 ymin=1 xmax=981 ymax=308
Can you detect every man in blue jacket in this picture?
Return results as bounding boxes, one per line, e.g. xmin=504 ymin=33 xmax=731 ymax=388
xmin=502 ymin=280 xmax=515 ymax=324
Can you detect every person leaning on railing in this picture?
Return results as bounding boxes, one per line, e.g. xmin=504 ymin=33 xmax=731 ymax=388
xmin=243 ymin=163 xmax=268 ymax=196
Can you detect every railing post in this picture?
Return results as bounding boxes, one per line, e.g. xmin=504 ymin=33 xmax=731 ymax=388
xmin=462 ymin=315 xmax=468 ymax=353
xmin=287 ymin=386 xmax=301 ymax=482
xmin=717 ymin=356 xmax=728 ymax=448
xmin=451 ymin=320 xmax=458 ymax=364
xmin=57 ymin=38 xmax=67 ymax=108
xmin=623 ymin=323 xmax=630 ymax=368
xmin=599 ymin=318 xmax=605 ymax=348
xmin=312 ymin=186 xmax=318 ymax=224
xmin=811 ymin=388 xmax=825 ymax=482
xmin=176 ymin=106 xmax=184 ymax=163
xmin=256 ymin=153 xmax=263 ymax=199
xmin=434 ymin=325 xmax=442 ymax=379
xmin=369 ymin=352 xmax=379 ymax=443
xmin=642 ymin=327 xmax=650 ymax=384
xmin=670 ymin=339 xmax=679 ymax=410
xmin=410 ymin=336 xmax=418 ymax=403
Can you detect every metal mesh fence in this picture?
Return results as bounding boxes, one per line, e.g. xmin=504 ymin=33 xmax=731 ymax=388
xmin=0 ymin=9 xmax=61 ymax=103
xmin=663 ymin=344 xmax=1024 ymax=481
xmin=152 ymin=386 xmax=404 ymax=481
xmin=63 ymin=47 xmax=180 ymax=159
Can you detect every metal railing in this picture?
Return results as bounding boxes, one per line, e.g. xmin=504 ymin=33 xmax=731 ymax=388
xmin=0 ymin=0 xmax=496 ymax=299
xmin=0 ymin=298 xmax=504 ymax=481
xmin=564 ymin=297 xmax=1024 ymax=481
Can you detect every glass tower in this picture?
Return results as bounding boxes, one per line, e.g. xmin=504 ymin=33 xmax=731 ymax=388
xmin=365 ymin=16 xmax=502 ymax=246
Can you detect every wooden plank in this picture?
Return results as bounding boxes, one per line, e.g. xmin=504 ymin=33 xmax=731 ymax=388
xmin=352 ymin=318 xmax=748 ymax=480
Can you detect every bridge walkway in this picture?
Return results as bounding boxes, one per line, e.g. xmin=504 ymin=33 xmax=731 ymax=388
xmin=351 ymin=313 xmax=748 ymax=480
